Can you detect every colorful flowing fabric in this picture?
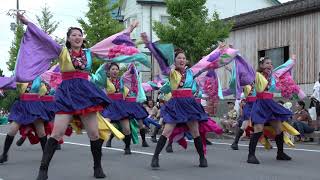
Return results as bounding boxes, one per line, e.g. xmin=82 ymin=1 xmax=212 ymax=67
xmin=130 ymin=119 xmax=140 ymax=144
xmin=273 ymin=59 xmax=305 ymax=99
xmin=122 ymin=64 xmax=147 ymax=102
xmin=219 ymin=55 xmax=256 ymax=99
xmin=15 ymin=23 xmax=62 ymax=82
xmin=254 ymin=59 xmax=305 ymax=100
xmin=91 ymin=63 xmax=147 ymax=103
xmin=90 ymin=28 xmax=150 ymax=68
xmin=96 ymin=113 xmax=125 ymax=140
xmin=191 ymin=47 xmax=238 ymax=76
xmin=196 ymin=70 xmax=223 ymax=102
xmin=145 ymin=40 xmax=255 ymax=102
xmin=143 ymin=117 xmax=161 ymax=128
xmin=246 ymin=122 xmax=299 ymax=149
xmin=16 ymin=22 xmax=149 ymax=79
xmin=19 ymin=122 xmax=72 ymax=145
xmin=168 ymin=118 xmax=223 ymax=154
xmin=90 ymin=30 xmax=137 ymax=59
xmin=40 ymin=64 xmax=62 ymax=89
xmin=142 ymin=75 xmax=164 ymax=92
xmin=146 ymin=41 xmax=238 ymax=78
xmin=0 ymin=77 xmax=16 ymax=89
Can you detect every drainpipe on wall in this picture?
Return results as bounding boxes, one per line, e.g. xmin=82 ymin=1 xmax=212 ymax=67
xmin=149 ymin=5 xmax=154 ymax=100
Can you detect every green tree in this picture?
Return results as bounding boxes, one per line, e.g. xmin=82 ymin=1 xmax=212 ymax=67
xmin=0 ymin=69 xmax=3 ymax=77
xmin=0 ymin=90 xmax=19 ymax=111
xmin=36 ymin=4 xmax=59 ymax=35
xmin=153 ymin=0 xmax=232 ymax=64
xmin=36 ymin=5 xmax=60 ymax=66
xmin=7 ymin=23 xmax=24 ymax=72
xmin=78 ymin=0 xmax=124 ymax=72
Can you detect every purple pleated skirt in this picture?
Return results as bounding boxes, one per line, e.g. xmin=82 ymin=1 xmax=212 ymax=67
xmin=238 ymin=101 xmax=254 ymax=127
xmin=101 ymin=99 xmax=130 ymax=122
xmin=126 ymin=100 xmax=148 ymax=120
xmin=251 ymin=97 xmax=292 ymax=124
xmin=161 ymin=93 xmax=208 ymax=124
xmin=54 ymin=72 xmax=110 ymax=115
xmin=101 ymin=95 xmax=148 ymax=122
xmin=9 ymin=98 xmax=55 ymax=125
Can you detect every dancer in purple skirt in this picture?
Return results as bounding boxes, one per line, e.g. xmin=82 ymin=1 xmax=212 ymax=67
xmin=0 ymin=77 xmax=55 ymax=164
xmin=15 ymin=13 xmax=147 ymax=179
xmin=231 ymin=85 xmax=256 ymax=150
xmin=141 ymin=32 xmax=242 ymax=168
xmin=93 ymin=62 xmax=150 ymax=154
xmin=17 ymin=13 xmax=150 ymax=179
xmin=247 ymin=56 xmax=295 ymax=164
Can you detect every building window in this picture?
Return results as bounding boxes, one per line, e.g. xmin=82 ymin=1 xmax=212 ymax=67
xmin=160 ymin=16 xmax=170 ymax=25
xmin=258 ymin=46 xmax=289 ymax=68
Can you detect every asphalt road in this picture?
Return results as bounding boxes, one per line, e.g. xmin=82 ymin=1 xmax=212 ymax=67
xmin=0 ymin=125 xmax=320 ymax=180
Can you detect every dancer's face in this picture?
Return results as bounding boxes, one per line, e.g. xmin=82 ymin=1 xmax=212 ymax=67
xmin=109 ymin=65 xmax=119 ymax=79
xmin=67 ymin=29 xmax=84 ymax=50
xmin=174 ymin=53 xmax=187 ymax=71
xmin=261 ymin=59 xmax=273 ymax=73
xmin=295 ymin=102 xmax=303 ymax=110
xmin=228 ymin=103 xmax=234 ymax=110
xmin=147 ymin=100 xmax=154 ymax=108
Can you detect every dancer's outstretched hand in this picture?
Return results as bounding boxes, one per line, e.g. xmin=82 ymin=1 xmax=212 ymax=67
xmin=17 ymin=12 xmax=29 ymax=25
xmin=140 ymin=32 xmax=149 ymax=44
xmin=291 ymin=54 xmax=296 ymax=61
xmin=218 ymin=42 xmax=228 ymax=50
xmin=128 ymin=20 xmax=139 ymax=33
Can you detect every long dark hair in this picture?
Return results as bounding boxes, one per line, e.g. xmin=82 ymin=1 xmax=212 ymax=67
xmin=66 ymin=27 xmax=86 ymax=49
xmin=257 ymin=56 xmax=271 ymax=72
xmin=105 ymin=62 xmax=120 ymax=71
xmin=297 ymin=100 xmax=306 ymax=110
xmin=174 ymin=48 xmax=185 ymax=59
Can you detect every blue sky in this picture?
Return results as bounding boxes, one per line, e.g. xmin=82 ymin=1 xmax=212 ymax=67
xmin=0 ymin=0 xmax=292 ymax=76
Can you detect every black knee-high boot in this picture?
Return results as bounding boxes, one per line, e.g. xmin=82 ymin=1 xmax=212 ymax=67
xmin=165 ymin=141 xmax=173 ymax=153
xmin=105 ymin=134 xmax=114 ymax=147
xmin=140 ymin=128 xmax=149 ymax=147
xmin=275 ymin=132 xmax=291 ymax=160
xmin=231 ymin=129 xmax=244 ymax=150
xmin=123 ymin=134 xmax=132 ymax=155
xmin=0 ymin=135 xmax=14 ymax=163
xmin=151 ymin=135 xmax=167 ymax=168
xmin=36 ymin=137 xmax=58 ymax=180
xmin=91 ymin=139 xmax=106 ymax=178
xmin=39 ymin=136 xmax=47 ymax=152
xmin=194 ymin=136 xmax=208 ymax=167
xmin=151 ymin=127 xmax=160 ymax=143
xmin=247 ymin=132 xmax=262 ymax=164
xmin=16 ymin=136 xmax=26 ymax=146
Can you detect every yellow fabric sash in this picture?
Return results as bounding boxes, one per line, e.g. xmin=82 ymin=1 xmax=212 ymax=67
xmin=58 ymin=47 xmax=76 ymax=72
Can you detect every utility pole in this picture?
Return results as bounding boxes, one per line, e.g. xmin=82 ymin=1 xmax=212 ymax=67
xmin=9 ymin=0 xmax=24 ymax=31
xmin=16 ymin=0 xmax=19 ymax=24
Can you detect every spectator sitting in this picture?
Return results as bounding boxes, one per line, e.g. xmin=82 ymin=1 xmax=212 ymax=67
xmin=221 ymin=101 xmax=238 ymax=134
xmin=292 ymin=101 xmax=314 ymax=142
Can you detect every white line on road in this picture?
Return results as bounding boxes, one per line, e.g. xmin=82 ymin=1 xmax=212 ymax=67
xmin=1 ymin=132 xmax=320 ymax=154
xmin=204 ymin=141 xmax=320 ymax=153
xmin=146 ymin=137 xmax=320 ymax=153
xmin=64 ymin=141 xmax=154 ymax=156
xmin=0 ymin=133 xmax=154 ymax=156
